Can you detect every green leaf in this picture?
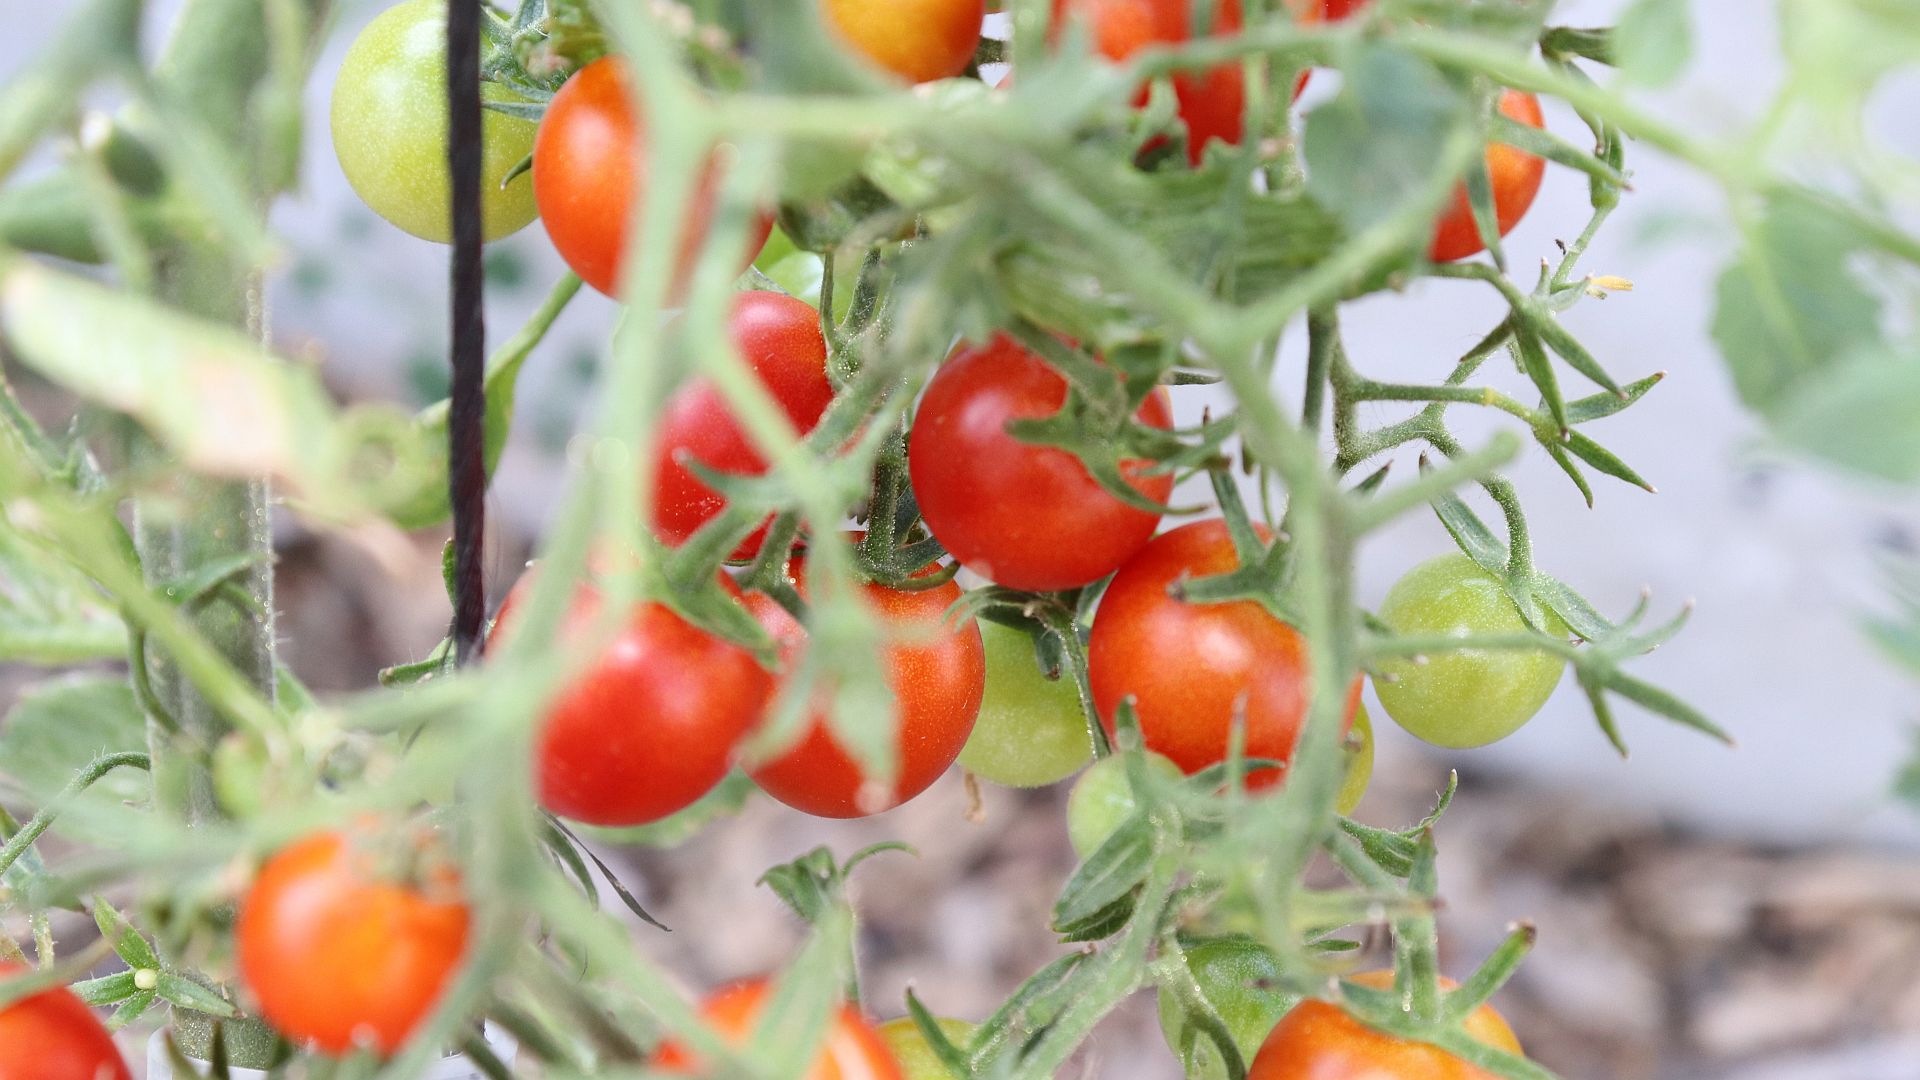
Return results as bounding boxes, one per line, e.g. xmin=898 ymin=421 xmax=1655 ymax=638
xmin=104 ymin=988 xmax=158 ymax=1031
xmin=1613 ymin=0 xmax=1693 ymax=87
xmin=70 ymin=971 xmax=139 ymax=1007
xmin=1711 ymin=192 xmax=1884 ymax=416
xmin=0 ymin=676 xmax=149 ymax=839
xmin=93 ymin=897 xmax=158 ymax=970
xmin=0 ymin=525 xmax=124 ymax=664
xmin=1426 ymin=488 xmax=1507 ymax=577
xmin=153 ymin=973 xmax=237 ymax=1018
xmin=1769 ymin=346 xmax=1920 ymax=485
xmin=0 ymin=259 xmax=439 ymax=522
xmin=1304 ymin=46 xmax=1465 ymax=236
xmin=1052 ymin=816 xmax=1154 ymax=932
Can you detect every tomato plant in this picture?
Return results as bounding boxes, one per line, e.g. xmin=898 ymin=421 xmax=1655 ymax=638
xmin=1089 ymin=520 xmax=1359 ymax=786
xmin=493 ymin=573 xmax=774 ymax=826
xmin=744 ymin=555 xmax=986 ymax=818
xmin=533 ymin=56 xmax=773 ymax=296
xmin=1157 ymin=937 xmax=1296 ymax=1080
xmin=1372 ymin=554 xmax=1568 ymax=749
xmin=0 ymin=966 xmax=131 ymax=1080
xmin=908 ymin=334 xmax=1174 ymax=591
xmin=6 ymin=0 xmax=1887 ymax=1073
xmin=655 ymin=979 xmax=904 ymax=1079
xmin=653 ymin=290 xmax=835 ymax=557
xmin=330 ymin=0 xmax=539 ymax=243
xmin=824 ymin=0 xmax=986 ymax=84
xmin=1428 ymin=90 xmax=1548 ymax=263
xmin=957 ymin=620 xmax=1096 ymax=787
xmin=1247 ymin=972 xmax=1524 ymax=1080
xmin=237 ymin=829 xmax=470 ymax=1056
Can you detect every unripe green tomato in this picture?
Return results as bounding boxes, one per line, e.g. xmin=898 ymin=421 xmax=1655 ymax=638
xmin=957 ymin=621 xmax=1095 ymax=788
xmin=1065 ymin=750 xmax=1183 ymax=859
xmin=1337 ymin=703 xmax=1374 ymax=817
xmin=331 ymin=0 xmax=539 ymax=242
xmin=878 ymin=1016 xmax=975 ymax=1080
xmin=1155 ymin=937 xmax=1297 ymax=1080
xmin=1373 ymin=554 xmax=1568 ymax=749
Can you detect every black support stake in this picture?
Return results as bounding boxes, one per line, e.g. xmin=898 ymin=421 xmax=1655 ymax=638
xmin=446 ymin=0 xmax=487 ymax=666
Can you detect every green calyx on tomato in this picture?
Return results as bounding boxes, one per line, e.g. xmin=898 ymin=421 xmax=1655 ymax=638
xmin=1373 ymin=553 xmax=1568 ymax=749
xmin=957 ymin=620 xmax=1096 ymax=788
xmin=330 ymin=0 xmax=539 ymax=243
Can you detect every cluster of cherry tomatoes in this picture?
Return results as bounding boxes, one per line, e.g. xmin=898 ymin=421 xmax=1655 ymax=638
xmin=11 ymin=0 xmax=1577 ymax=1076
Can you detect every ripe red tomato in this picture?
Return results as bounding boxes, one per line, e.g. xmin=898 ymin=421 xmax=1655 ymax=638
xmin=654 ymin=291 xmax=835 ymax=558
xmin=1248 ymin=971 xmax=1524 ymax=1080
xmin=533 ymin=57 xmax=773 ymax=297
xmin=1087 ymin=520 xmax=1358 ymax=786
xmin=1321 ymin=0 xmax=1367 ymax=18
xmin=744 ymin=556 xmax=985 ymax=817
xmin=1428 ymin=90 xmax=1547 ymax=263
xmin=237 ymin=829 xmax=469 ymax=1056
xmin=823 ymin=0 xmax=985 ymax=83
xmin=0 ymin=964 xmax=131 ymax=1080
xmin=1050 ymin=0 xmax=1320 ymax=166
xmin=656 ymin=978 xmax=904 ymax=1079
xmin=493 ymin=573 xmax=774 ymax=827
xmin=907 ymin=335 xmax=1174 ymax=592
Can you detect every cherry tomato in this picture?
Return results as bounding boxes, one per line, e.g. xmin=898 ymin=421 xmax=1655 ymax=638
xmin=745 ymin=558 xmax=985 ymax=818
xmin=656 ymin=979 xmax=904 ymax=1080
xmin=1321 ymin=0 xmax=1368 ymax=18
xmin=653 ymin=291 xmax=835 ymax=558
xmin=1088 ymin=520 xmax=1359 ymax=787
xmin=824 ymin=0 xmax=985 ymax=83
xmin=0 ymin=964 xmax=131 ymax=1080
xmin=329 ymin=0 xmax=538 ymax=243
xmin=1248 ymin=971 xmax=1523 ymax=1080
xmin=493 ymin=573 xmax=774 ymax=826
xmin=1156 ymin=937 xmax=1296 ymax=1080
xmin=1064 ymin=749 xmax=1184 ymax=858
xmin=908 ymin=335 xmax=1174 ymax=591
xmin=237 ymin=829 xmax=469 ymax=1056
xmin=1049 ymin=0 xmax=1321 ymax=166
xmin=956 ymin=620 xmax=1096 ymax=788
xmin=1428 ymin=90 xmax=1547 ymax=263
xmin=533 ymin=57 xmax=773 ymax=297
xmin=877 ymin=1016 xmax=976 ymax=1080
xmin=1372 ymin=554 xmax=1566 ymax=749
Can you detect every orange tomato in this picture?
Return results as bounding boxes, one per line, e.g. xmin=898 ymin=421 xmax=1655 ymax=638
xmin=1428 ymin=90 xmax=1547 ymax=263
xmin=1248 ymin=971 xmax=1524 ymax=1080
xmin=656 ymin=979 xmax=904 ymax=1080
xmin=823 ymin=0 xmax=986 ymax=83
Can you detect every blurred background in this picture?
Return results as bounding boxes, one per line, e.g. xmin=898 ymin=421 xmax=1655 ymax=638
xmin=7 ymin=0 xmax=1920 ymax=1076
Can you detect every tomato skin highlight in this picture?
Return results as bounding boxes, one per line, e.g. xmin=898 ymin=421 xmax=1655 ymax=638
xmin=1088 ymin=520 xmax=1358 ymax=787
xmin=744 ymin=561 xmax=985 ymax=818
xmin=0 ymin=964 xmax=131 ymax=1080
xmin=1247 ymin=971 xmax=1524 ymax=1080
xmin=908 ymin=335 xmax=1174 ymax=592
xmin=1049 ymin=0 xmax=1320 ymax=165
xmin=533 ymin=57 xmax=773 ymax=297
xmin=824 ymin=0 xmax=985 ymax=83
xmin=1428 ymin=90 xmax=1548 ymax=263
xmin=495 ymin=574 xmax=774 ymax=826
xmin=237 ymin=830 xmax=470 ymax=1056
xmin=1372 ymin=553 xmax=1567 ymax=749
xmin=653 ymin=291 xmax=835 ymax=558
xmin=330 ymin=0 xmax=539 ymax=243
xmin=957 ymin=620 xmax=1096 ymax=787
xmin=656 ymin=979 xmax=905 ymax=1080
